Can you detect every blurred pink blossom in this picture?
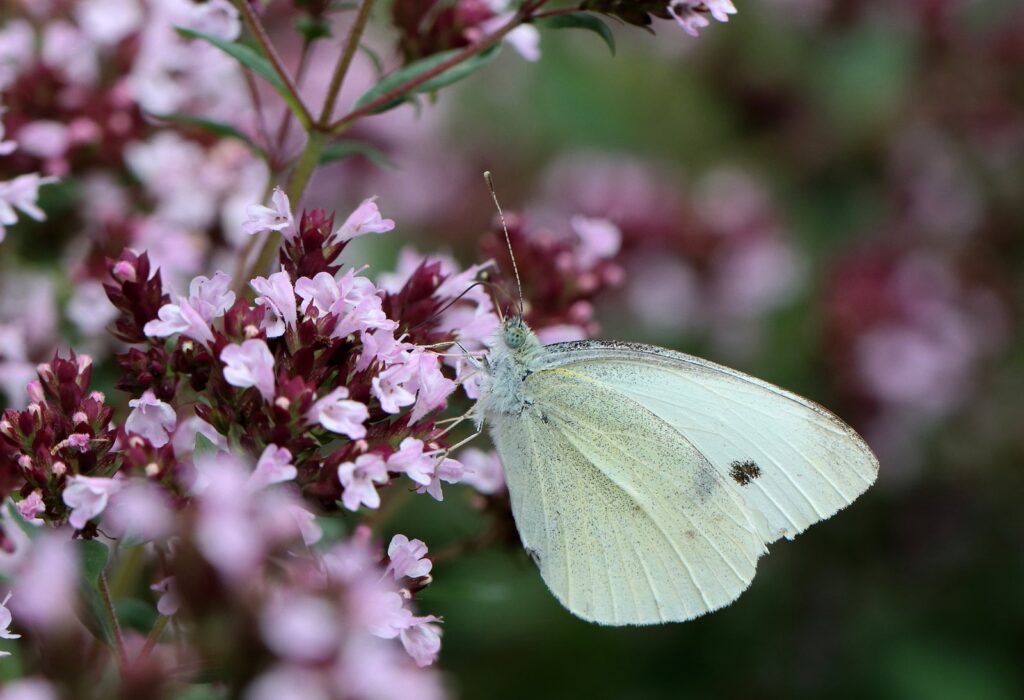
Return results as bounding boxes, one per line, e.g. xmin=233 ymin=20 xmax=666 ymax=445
xmin=62 ymin=475 xmax=121 ymax=529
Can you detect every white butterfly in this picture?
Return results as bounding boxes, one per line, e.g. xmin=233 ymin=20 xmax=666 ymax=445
xmin=472 ymin=316 xmax=877 ymax=625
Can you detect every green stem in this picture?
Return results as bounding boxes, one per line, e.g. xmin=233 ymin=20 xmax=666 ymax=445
xmin=231 ymin=0 xmax=314 ymax=129
xmin=140 ymin=615 xmax=170 ymax=661
xmin=319 ymin=0 xmax=378 ymax=126
xmin=98 ymin=572 xmax=126 ymax=666
xmin=328 ymin=9 xmax=527 ymax=133
xmin=243 ymin=131 xmax=329 ymax=283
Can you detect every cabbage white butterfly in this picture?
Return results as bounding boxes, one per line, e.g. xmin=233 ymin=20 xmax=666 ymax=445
xmin=471 ymin=174 xmax=878 ymax=626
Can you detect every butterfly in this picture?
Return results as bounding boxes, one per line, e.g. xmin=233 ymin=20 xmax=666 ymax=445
xmin=468 ymin=174 xmax=878 ymax=626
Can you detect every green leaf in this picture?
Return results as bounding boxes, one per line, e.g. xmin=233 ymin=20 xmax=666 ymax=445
xmin=538 ymin=12 xmax=617 ymax=55
xmin=79 ymin=539 xmax=109 ymax=585
xmin=175 ymin=27 xmax=307 ymax=124
xmin=151 ymin=113 xmax=266 ymax=159
xmin=114 ymin=598 xmax=160 ymax=634
xmin=319 ymin=140 xmax=396 ymax=169
xmin=76 ymin=540 xmax=113 ymax=647
xmin=353 ymin=45 xmax=503 ymax=114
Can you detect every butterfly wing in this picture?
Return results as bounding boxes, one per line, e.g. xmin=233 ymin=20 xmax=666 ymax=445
xmin=488 ymin=366 xmax=769 ymax=625
xmin=534 ymin=341 xmax=879 ymax=545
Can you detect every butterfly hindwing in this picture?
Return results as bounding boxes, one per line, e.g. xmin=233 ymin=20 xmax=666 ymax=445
xmin=489 ymin=366 xmax=767 ymax=625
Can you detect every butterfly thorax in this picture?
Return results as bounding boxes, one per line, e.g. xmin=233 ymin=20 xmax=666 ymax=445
xmin=474 ymin=317 xmax=546 ymax=427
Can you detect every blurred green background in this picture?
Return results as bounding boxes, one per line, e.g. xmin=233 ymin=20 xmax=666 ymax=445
xmin=362 ymin=2 xmax=1024 ymax=697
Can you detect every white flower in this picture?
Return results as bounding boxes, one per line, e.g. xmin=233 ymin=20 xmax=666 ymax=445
xmin=220 ymin=339 xmax=276 ymax=401
xmin=143 ymin=298 xmax=215 ymax=345
xmin=126 ymin=390 xmax=177 ymax=447
xmin=62 ymin=475 xmax=122 ymax=529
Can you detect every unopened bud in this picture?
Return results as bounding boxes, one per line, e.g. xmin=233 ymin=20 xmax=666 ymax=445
xmin=0 ymin=420 xmax=12 ymax=437
xmin=274 ymin=396 xmax=291 ymax=411
xmin=72 ymin=411 xmax=89 ymax=425
xmin=27 ymin=380 xmax=45 ymax=403
xmin=17 ymin=454 xmax=32 ymax=470
xmin=244 ymin=324 xmax=260 ymax=339
xmin=145 ymin=462 xmax=160 ymax=477
xmin=52 ymin=461 xmax=67 ymax=476
xmin=77 ymin=354 xmax=93 ymax=372
xmin=112 ymin=260 xmax=137 ymax=283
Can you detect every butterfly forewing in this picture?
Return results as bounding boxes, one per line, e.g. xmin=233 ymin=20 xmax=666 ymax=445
xmin=536 ymin=341 xmax=879 ymax=544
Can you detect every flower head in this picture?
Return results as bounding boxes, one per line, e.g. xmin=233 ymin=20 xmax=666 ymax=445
xmin=126 ymin=389 xmax=177 ymax=447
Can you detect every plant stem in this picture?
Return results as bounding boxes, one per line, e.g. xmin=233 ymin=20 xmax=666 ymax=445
xmin=242 ymin=130 xmax=329 ymax=282
xmin=275 ymin=37 xmax=315 ymax=153
xmin=328 ymin=11 xmax=527 ymax=133
xmin=319 ymin=0 xmax=378 ymax=126
xmin=231 ymin=0 xmax=314 ymax=129
xmin=98 ymin=572 xmax=126 ymax=666
xmin=140 ymin=615 xmax=170 ymax=660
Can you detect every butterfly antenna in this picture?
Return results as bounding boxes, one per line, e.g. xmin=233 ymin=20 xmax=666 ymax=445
xmin=484 ymin=171 xmax=524 ymax=319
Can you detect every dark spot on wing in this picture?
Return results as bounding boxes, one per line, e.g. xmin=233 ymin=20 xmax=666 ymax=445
xmin=730 ymin=460 xmax=762 ymax=486
xmin=525 ymin=547 xmax=541 ymax=567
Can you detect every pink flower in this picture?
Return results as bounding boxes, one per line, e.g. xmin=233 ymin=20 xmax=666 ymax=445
xmin=386 ymin=534 xmax=432 ymax=581
xmin=143 ymin=298 xmax=215 ymax=345
xmin=332 ymin=197 xmax=395 ymax=243
xmin=64 ymin=432 xmax=92 ymax=452
xmin=295 ymin=272 xmax=342 ymax=316
xmin=362 ymin=589 xmax=414 ymax=639
xmin=416 ymin=457 xmax=465 ymax=502
xmin=16 ymin=491 xmax=45 ymax=524
xmin=62 ymin=475 xmax=122 ymax=529
xmin=406 ymin=352 xmax=456 ymax=422
xmin=357 ymin=329 xmax=408 ymax=372
xmin=308 ymin=387 xmax=368 ymax=439
xmin=400 ymin=618 xmax=442 ymax=667
xmin=668 ymin=1 xmax=710 ymax=36
xmin=371 ymin=363 xmax=417 ymax=414
xmin=220 ymin=339 xmax=276 ymax=401
xmin=571 ymin=215 xmax=621 ymax=270
xmin=150 ymin=577 xmax=181 ymax=616
xmin=386 ymin=438 xmax=434 ymax=486
xmin=458 ymin=448 xmax=506 ymax=495
xmin=251 ymin=270 xmax=298 ymax=338
xmin=126 ymin=390 xmax=177 ymax=447
xmin=669 ymin=0 xmax=736 ymax=35
xmin=260 ymin=595 xmax=341 ymax=663
xmin=0 ymin=173 xmax=58 ymax=243
xmin=242 ymin=187 xmax=294 ymax=239
xmin=0 ymin=678 xmax=58 ymax=700
xmin=249 ymin=444 xmax=297 ymax=490
xmin=0 ymin=592 xmax=21 ymax=651
xmin=337 ymin=454 xmax=389 ymax=511
xmin=104 ymin=479 xmax=174 ymax=541
xmin=188 ymin=271 xmax=236 ymax=320
xmin=8 ymin=534 xmax=78 ymax=631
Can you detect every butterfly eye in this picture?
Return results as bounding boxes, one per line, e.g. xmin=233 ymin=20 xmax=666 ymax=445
xmin=504 ymin=325 xmax=526 ymax=349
